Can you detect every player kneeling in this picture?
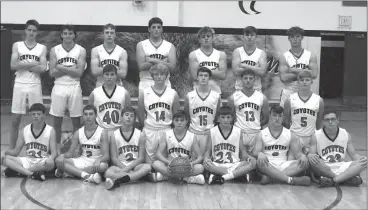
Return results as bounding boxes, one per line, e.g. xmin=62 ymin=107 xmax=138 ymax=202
xmin=308 ymin=110 xmax=367 ymax=187
xmin=253 ymin=106 xmax=310 ymax=186
xmin=104 ymin=107 xmax=152 ymax=190
xmin=152 ymin=111 xmax=205 ymax=184
xmin=203 ymin=106 xmax=256 ymax=185
xmin=55 ymin=105 xmax=109 ymax=184
xmin=1 ymin=103 xmax=57 ymax=181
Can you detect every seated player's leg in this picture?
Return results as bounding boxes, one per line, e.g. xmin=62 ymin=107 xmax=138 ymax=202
xmin=230 ymin=160 xmax=256 ymax=180
xmin=3 ymin=156 xmax=46 ymax=181
xmin=60 ymin=157 xmax=105 ymax=184
xmin=152 ymin=160 xmax=172 ymax=180
xmin=27 ymin=158 xmax=55 ymax=173
xmin=182 ymin=164 xmax=205 ymax=185
xmin=288 ymin=135 xmax=310 ymax=160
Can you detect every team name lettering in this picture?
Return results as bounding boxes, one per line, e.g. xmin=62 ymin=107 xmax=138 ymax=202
xmin=19 ymin=54 xmax=40 ymax=61
xmin=82 ymin=144 xmax=100 ymax=149
xmin=119 ymin=145 xmax=139 ymax=154
xmin=168 ymin=147 xmax=190 ymax=155
xmin=101 ymin=59 xmax=119 ymax=67
xmin=322 ymin=145 xmax=344 ymax=156
xmin=25 ymin=142 xmax=47 ymax=152
xmin=291 ymin=64 xmax=308 ymax=69
xmin=193 ymin=106 xmax=213 ymax=115
xmin=150 ymin=54 xmax=166 ymax=60
xmin=214 ymin=143 xmax=236 ymax=152
xmin=293 ymin=108 xmax=316 ymax=116
xmin=99 ymin=102 xmax=122 ymax=112
xmin=264 ymin=145 xmax=287 ymax=151
xmin=57 ymin=57 xmax=77 ymax=66
xmin=238 ymin=102 xmax=260 ymax=111
xmin=149 ymin=102 xmax=171 ymax=110
xmin=199 ymin=61 xmax=219 ymax=68
xmin=241 ymin=60 xmax=256 ymax=66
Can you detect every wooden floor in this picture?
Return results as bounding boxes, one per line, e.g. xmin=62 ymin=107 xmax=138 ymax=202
xmin=1 ymin=112 xmax=367 ymax=210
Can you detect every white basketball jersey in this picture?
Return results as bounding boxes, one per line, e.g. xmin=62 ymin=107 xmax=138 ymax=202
xmin=316 ymin=127 xmax=349 ymax=164
xmin=144 ymin=86 xmax=177 ymax=130
xmin=210 ymin=126 xmax=240 ymax=163
xmin=290 ymin=93 xmax=320 ymax=136
xmin=93 ymin=85 xmax=127 ymax=130
xmin=194 ymin=48 xmax=221 ymax=92
xmin=140 ymin=39 xmax=172 ymax=81
xmin=79 ymin=126 xmax=104 ymax=159
xmin=283 ymin=49 xmax=312 ymax=91
xmin=166 ymin=129 xmax=195 ymax=159
xmin=261 ymin=127 xmax=291 ymax=161
xmin=187 ymin=90 xmax=220 ymax=133
xmin=95 ymin=44 xmax=125 ymax=87
xmin=235 ymin=47 xmax=263 ymax=90
xmin=23 ymin=123 xmax=52 ymax=158
xmin=234 ymin=90 xmax=264 ymax=133
xmin=114 ymin=127 xmax=141 ymax=166
xmin=14 ymin=41 xmax=45 ymax=84
xmin=54 ymin=44 xmax=83 ymax=85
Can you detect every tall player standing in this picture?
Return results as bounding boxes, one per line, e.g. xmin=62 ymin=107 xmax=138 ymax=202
xmin=188 ymin=26 xmax=227 ymax=94
xmin=90 ymin=23 xmax=128 ymax=87
xmin=49 ymin=24 xmax=87 ymax=150
xmin=279 ymin=26 xmax=318 ymax=108
xmin=232 ymin=26 xmax=267 ymax=92
xmin=136 ymin=17 xmax=177 ymax=91
xmin=9 ymin=19 xmax=48 ymax=149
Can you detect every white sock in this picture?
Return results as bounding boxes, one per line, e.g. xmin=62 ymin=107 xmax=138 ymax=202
xmin=81 ymin=172 xmax=90 ymax=179
xmin=222 ymin=173 xmax=234 ymax=181
xmin=287 ymin=176 xmax=292 ymax=184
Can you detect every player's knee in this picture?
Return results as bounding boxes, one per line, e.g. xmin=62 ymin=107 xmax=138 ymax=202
xmin=141 ymin=164 xmax=152 ymax=173
xmin=193 ymin=164 xmax=204 ymax=173
xmin=98 ymin=162 xmax=108 ymax=173
xmin=152 ymin=160 xmax=163 ymax=170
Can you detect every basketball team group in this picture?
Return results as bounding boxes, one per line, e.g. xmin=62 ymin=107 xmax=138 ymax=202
xmin=1 ymin=17 xmax=366 ymax=191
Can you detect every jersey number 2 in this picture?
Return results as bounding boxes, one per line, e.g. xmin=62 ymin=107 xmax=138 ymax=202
xmin=154 ymin=111 xmax=166 ymax=122
xmin=103 ymin=110 xmax=120 ymax=124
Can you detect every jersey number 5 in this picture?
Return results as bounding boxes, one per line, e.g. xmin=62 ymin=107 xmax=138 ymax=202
xmin=103 ymin=110 xmax=120 ymax=124
xmin=301 ymin=117 xmax=307 ymax=127
xmin=154 ymin=111 xmax=166 ymax=122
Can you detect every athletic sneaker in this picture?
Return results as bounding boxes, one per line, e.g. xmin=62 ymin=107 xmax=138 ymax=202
xmin=3 ymin=168 xmax=21 ymax=177
xmin=144 ymin=172 xmax=156 ymax=182
xmin=54 ymin=169 xmax=64 ymax=178
xmin=105 ymin=178 xmax=117 ymax=190
xmin=31 ymin=172 xmax=46 ymax=181
xmin=291 ymin=176 xmax=311 ymax=186
xmin=184 ymin=174 xmax=205 ymax=185
xmin=343 ymin=176 xmax=363 ymax=186
xmin=260 ymin=175 xmax=273 ymax=185
xmin=105 ymin=175 xmax=130 ymax=190
xmin=83 ymin=173 xmax=102 ymax=184
xmin=156 ymin=172 xmax=168 ymax=182
xmin=318 ymin=176 xmax=335 ymax=187
xmin=208 ymin=174 xmax=224 ymax=185
xmin=234 ymin=174 xmax=249 ymax=183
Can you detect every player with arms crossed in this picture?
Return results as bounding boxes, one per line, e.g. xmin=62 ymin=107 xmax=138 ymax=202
xmin=308 ymin=110 xmax=367 ymax=187
xmin=54 ymin=105 xmax=109 ymax=184
xmin=89 ymin=64 xmax=131 ymax=131
xmin=49 ymin=24 xmax=87 ymax=149
xmin=203 ymin=106 xmax=256 ymax=184
xmin=184 ymin=67 xmax=221 ymax=159
xmin=153 ymin=111 xmax=205 ymax=184
xmin=136 ymin=17 xmax=176 ymax=91
xmin=104 ymin=107 xmax=152 ymax=190
xmin=232 ymin=26 xmax=267 ymax=92
xmin=188 ymin=26 xmax=227 ymax=94
xmin=138 ymin=63 xmax=180 ymax=166
xmin=10 ymin=19 xmax=47 ymax=150
xmin=253 ymin=105 xmax=310 ymax=186
xmin=90 ymin=23 xmax=128 ymax=87
xmin=283 ymin=71 xmax=324 ymax=159
xmin=279 ymin=26 xmax=318 ymax=108
xmin=1 ymin=103 xmax=56 ymax=181
xmin=228 ymin=70 xmax=269 ymax=155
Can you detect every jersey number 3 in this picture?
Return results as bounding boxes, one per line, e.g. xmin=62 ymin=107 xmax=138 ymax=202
xmin=103 ymin=110 xmax=120 ymax=124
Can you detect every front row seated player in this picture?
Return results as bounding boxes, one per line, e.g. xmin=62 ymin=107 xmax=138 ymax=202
xmin=203 ymin=106 xmax=256 ymax=185
xmin=1 ymin=103 xmax=57 ymax=181
xmin=253 ymin=105 xmax=311 ymax=186
xmin=152 ymin=111 xmax=205 ymax=184
xmin=308 ymin=109 xmax=367 ymax=187
xmin=55 ymin=105 xmax=109 ymax=184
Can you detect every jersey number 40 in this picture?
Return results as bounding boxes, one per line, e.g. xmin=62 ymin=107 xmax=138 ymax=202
xmin=103 ymin=110 xmax=120 ymax=124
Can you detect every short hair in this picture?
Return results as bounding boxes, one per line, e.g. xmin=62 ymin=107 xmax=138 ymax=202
xmin=121 ymin=106 xmax=136 ymax=117
xmin=197 ymin=26 xmax=215 ymax=38
xmin=243 ymin=26 xmax=257 ymax=35
xmin=25 ymin=19 xmax=40 ymax=30
xmin=287 ymin=26 xmax=304 ymax=37
xmin=240 ymin=69 xmax=255 ymax=78
xmin=197 ymin=67 xmax=212 ymax=77
xmin=173 ymin=110 xmax=188 ymax=120
xmin=323 ymin=109 xmax=339 ymax=118
xmin=83 ymin=105 xmax=97 ymax=115
xmin=218 ymin=106 xmax=234 ymax=117
xmin=61 ymin=24 xmax=77 ymax=36
xmin=297 ymin=71 xmax=313 ymax=80
xmin=270 ymin=105 xmax=284 ymax=115
xmin=103 ymin=23 xmax=116 ymax=31
xmin=103 ymin=64 xmax=117 ymax=74
xmin=149 ymin=63 xmax=169 ymax=77
xmin=29 ymin=103 xmax=46 ymax=113
xmin=148 ymin=17 xmax=163 ymax=27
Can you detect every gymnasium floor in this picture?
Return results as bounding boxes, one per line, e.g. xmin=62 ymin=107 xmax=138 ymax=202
xmin=0 ymin=105 xmax=367 ymax=209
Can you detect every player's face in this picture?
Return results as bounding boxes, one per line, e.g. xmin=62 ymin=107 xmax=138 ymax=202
xmin=31 ymin=111 xmax=45 ymax=123
xmin=218 ymin=114 xmax=233 ymax=127
xmin=103 ymin=28 xmax=116 ymax=43
xmin=122 ymin=112 xmax=135 ymax=126
xmin=152 ymin=71 xmax=167 ymax=83
xmin=83 ymin=109 xmax=96 ymax=124
xmin=25 ymin=25 xmax=38 ymax=40
xmin=197 ymin=72 xmax=210 ymax=84
xmin=148 ymin=23 xmax=163 ymax=38
xmin=243 ymin=32 xmax=256 ymax=45
xmin=288 ymin=34 xmax=303 ymax=47
xmin=103 ymin=71 xmax=117 ymax=85
xmin=298 ymin=77 xmax=312 ymax=89
xmin=323 ymin=113 xmax=339 ymax=129
xmin=241 ymin=74 xmax=255 ymax=88
xmin=173 ymin=117 xmax=188 ymax=129
xmin=270 ymin=111 xmax=284 ymax=125
xmin=199 ymin=33 xmax=213 ymax=47
xmin=61 ymin=29 xmax=76 ymax=44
